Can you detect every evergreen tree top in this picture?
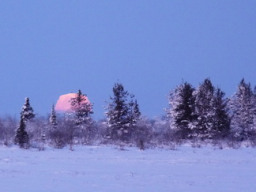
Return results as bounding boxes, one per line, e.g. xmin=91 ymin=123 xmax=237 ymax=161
xmin=70 ymin=90 xmax=89 ymax=107
xmin=199 ymin=78 xmax=214 ymax=93
xmin=237 ymin=79 xmax=252 ymax=96
xmin=21 ymin=97 xmax=35 ymax=121
xmin=112 ymin=83 xmax=129 ymax=99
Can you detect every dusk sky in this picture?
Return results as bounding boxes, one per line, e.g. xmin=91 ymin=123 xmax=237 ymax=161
xmin=0 ymin=1 xmax=255 ymax=119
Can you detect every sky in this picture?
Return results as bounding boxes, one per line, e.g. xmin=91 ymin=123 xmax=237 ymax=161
xmin=0 ymin=1 xmax=256 ymax=119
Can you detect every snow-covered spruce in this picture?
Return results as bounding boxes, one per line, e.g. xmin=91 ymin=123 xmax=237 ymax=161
xmin=229 ymin=79 xmax=256 ymax=141
xmin=105 ymin=83 xmax=141 ymax=142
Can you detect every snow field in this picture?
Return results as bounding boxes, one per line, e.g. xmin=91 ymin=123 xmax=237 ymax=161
xmin=0 ymin=145 xmax=256 ymax=192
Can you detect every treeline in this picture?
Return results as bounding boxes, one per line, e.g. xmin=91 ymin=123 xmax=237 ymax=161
xmin=0 ymin=78 xmax=256 ymax=150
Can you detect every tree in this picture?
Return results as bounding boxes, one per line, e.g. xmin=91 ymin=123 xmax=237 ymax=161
xmin=229 ymin=79 xmax=255 ymax=141
xmin=106 ymin=83 xmax=141 ymax=141
xmin=14 ymin=97 xmax=34 ymax=148
xmin=211 ymin=88 xmax=230 ymax=138
xmin=49 ymin=105 xmax=57 ymax=129
xmin=70 ymin=90 xmax=93 ymax=127
xmin=193 ymin=79 xmax=216 ymax=140
xmin=193 ymin=79 xmax=229 ymax=140
xmin=21 ymin=97 xmax=35 ymax=122
xmin=48 ymin=113 xmax=64 ymax=148
xmin=106 ymin=83 xmax=129 ymax=141
xmin=69 ymin=90 xmax=93 ymax=144
xmin=14 ymin=118 xmax=29 ymax=148
xmin=168 ymin=82 xmax=196 ymax=139
xmin=128 ymin=95 xmax=141 ymax=130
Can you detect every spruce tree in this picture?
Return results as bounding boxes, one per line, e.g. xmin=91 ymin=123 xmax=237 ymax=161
xmin=15 ymin=97 xmax=34 ymax=148
xmin=211 ymin=88 xmax=230 ymax=138
xmin=229 ymin=79 xmax=255 ymax=141
xmin=127 ymin=96 xmax=141 ymax=140
xmin=168 ymin=82 xmax=196 ymax=139
xmin=21 ymin=97 xmax=35 ymax=122
xmin=70 ymin=90 xmax=93 ymax=127
xmin=128 ymin=95 xmax=141 ymax=128
xmin=69 ymin=90 xmax=93 ymax=144
xmin=48 ymin=105 xmax=64 ymax=148
xmin=14 ymin=118 xmax=29 ymax=148
xmin=106 ymin=83 xmax=140 ymax=141
xmin=193 ymin=79 xmax=216 ymax=140
xmin=49 ymin=105 xmax=57 ymax=129
xmin=106 ymin=83 xmax=129 ymax=140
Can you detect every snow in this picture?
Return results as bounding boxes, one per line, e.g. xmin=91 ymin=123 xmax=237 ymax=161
xmin=0 ymin=145 xmax=256 ymax=192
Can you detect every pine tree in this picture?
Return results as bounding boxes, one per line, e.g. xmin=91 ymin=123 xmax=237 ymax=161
xmin=14 ymin=118 xmax=29 ymax=148
xmin=15 ymin=97 xmax=34 ymax=148
xmin=127 ymin=96 xmax=141 ymax=140
xmin=48 ymin=105 xmax=64 ymax=148
xmin=106 ymin=83 xmax=129 ymax=140
xmin=21 ymin=97 xmax=35 ymax=122
xmin=168 ymin=82 xmax=196 ymax=139
xmin=69 ymin=90 xmax=93 ymax=144
xmin=70 ymin=90 xmax=93 ymax=127
xmin=128 ymin=95 xmax=141 ymax=128
xmin=133 ymin=100 xmax=141 ymax=121
xmin=229 ymin=79 xmax=255 ymax=141
xmin=193 ymin=79 xmax=216 ymax=140
xmin=211 ymin=88 xmax=230 ymax=138
xmin=49 ymin=105 xmax=57 ymax=129
xmin=106 ymin=83 xmax=140 ymax=141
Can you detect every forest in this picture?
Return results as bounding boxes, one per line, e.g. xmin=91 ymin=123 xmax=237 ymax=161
xmin=1 ymin=78 xmax=256 ymax=150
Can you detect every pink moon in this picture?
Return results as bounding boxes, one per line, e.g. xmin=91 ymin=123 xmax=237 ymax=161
xmin=55 ymin=93 xmax=90 ymax=112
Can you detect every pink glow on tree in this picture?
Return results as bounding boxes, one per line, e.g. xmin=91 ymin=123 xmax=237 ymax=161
xmin=55 ymin=93 xmax=90 ymax=112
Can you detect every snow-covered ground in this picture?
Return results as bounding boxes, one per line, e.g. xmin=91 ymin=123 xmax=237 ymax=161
xmin=0 ymin=145 xmax=256 ymax=192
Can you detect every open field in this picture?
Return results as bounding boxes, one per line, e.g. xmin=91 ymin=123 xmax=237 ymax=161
xmin=0 ymin=145 xmax=256 ymax=192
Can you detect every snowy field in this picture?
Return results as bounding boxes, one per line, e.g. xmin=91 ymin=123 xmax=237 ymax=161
xmin=0 ymin=145 xmax=256 ymax=192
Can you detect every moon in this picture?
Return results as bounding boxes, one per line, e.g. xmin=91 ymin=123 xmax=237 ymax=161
xmin=55 ymin=93 xmax=90 ymax=112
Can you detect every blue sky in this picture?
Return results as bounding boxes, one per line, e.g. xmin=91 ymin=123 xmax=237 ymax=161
xmin=0 ymin=1 xmax=255 ymax=119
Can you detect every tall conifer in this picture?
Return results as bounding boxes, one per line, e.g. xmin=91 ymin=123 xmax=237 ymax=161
xmin=21 ymin=97 xmax=35 ymax=122
xmin=14 ymin=118 xmax=29 ymax=148
xmin=229 ymin=79 xmax=255 ymax=140
xmin=168 ymin=82 xmax=196 ymax=139
xmin=106 ymin=83 xmax=141 ymax=141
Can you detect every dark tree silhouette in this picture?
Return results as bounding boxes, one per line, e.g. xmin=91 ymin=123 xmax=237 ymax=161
xmin=14 ymin=118 xmax=29 ymax=148
xmin=106 ymin=83 xmax=141 ymax=141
